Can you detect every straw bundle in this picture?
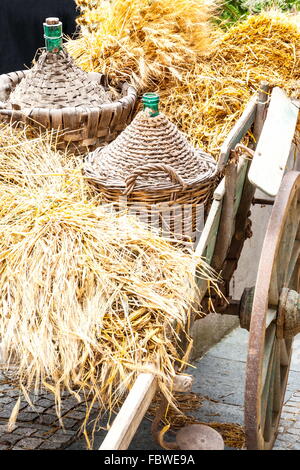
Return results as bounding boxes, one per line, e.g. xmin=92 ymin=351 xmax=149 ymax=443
xmin=0 ymin=124 xmax=217 ymax=446
xmin=69 ymin=0 xmax=219 ymax=89
xmin=68 ymin=8 xmax=300 ymax=157
xmin=160 ymin=10 xmax=300 ymax=154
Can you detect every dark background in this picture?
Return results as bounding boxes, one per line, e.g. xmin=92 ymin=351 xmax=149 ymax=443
xmin=0 ymin=0 xmax=78 ymax=74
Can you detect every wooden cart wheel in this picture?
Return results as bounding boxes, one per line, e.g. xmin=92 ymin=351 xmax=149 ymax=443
xmin=245 ymin=171 xmax=300 ymax=450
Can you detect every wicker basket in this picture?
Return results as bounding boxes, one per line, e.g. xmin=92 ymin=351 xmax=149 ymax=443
xmin=85 ymin=95 xmax=218 ymax=244
xmin=0 ymin=50 xmax=137 ymax=153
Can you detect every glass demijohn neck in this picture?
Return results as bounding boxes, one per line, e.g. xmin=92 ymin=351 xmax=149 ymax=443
xmin=142 ymin=93 xmax=160 ymax=117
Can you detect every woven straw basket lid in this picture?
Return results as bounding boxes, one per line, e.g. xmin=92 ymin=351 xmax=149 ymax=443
xmin=9 ymin=48 xmax=111 ymax=110
xmin=85 ymin=105 xmax=217 ymax=194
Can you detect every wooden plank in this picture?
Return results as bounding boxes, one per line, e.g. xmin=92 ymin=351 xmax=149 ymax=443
xmin=210 ymin=156 xmax=249 ymax=270
xmin=253 ymin=81 xmax=270 ymax=142
xmin=248 ymin=87 xmax=299 ymax=197
xmin=195 ymin=199 xmax=222 ymax=261
xmin=211 ymin=161 xmax=237 ymax=269
xmin=217 ymin=94 xmax=257 ymax=172
xmin=214 ymin=155 xmax=248 ymax=202
xmin=99 ymin=372 xmax=157 ymax=450
xmin=196 ymin=155 xmax=248 ymax=268
xmin=233 ymin=159 xmax=248 ymax=216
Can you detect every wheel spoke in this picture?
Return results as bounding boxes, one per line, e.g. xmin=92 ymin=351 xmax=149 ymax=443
xmin=266 ymin=308 xmax=276 ymax=328
xmin=280 ymin=339 xmax=290 ymax=367
xmin=262 ymin=324 xmax=276 ymax=386
xmin=273 ymin=345 xmax=282 ymax=414
xmin=261 ymin=332 xmax=276 ymax=437
xmin=263 ymin=343 xmax=280 ymax=443
xmin=286 ymin=240 xmax=300 ymax=286
xmin=278 ymin=199 xmax=300 ymax=287
xmin=288 ymin=257 xmax=300 ymax=292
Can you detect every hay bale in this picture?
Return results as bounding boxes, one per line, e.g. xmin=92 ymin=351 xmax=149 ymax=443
xmin=0 ymin=124 xmax=217 ymax=446
xmin=68 ymin=8 xmax=300 ymax=157
xmin=160 ymin=10 xmax=300 ymax=155
xmin=68 ymin=0 xmax=219 ymax=89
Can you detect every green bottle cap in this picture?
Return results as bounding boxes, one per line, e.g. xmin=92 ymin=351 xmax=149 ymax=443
xmin=43 ymin=17 xmax=63 ymax=53
xmin=142 ymin=93 xmax=160 ymax=117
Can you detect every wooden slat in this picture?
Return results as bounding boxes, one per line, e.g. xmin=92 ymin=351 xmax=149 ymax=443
xmin=211 ymin=161 xmax=237 ymax=269
xmin=99 ymin=373 xmax=157 ymax=450
xmin=109 ymin=103 xmax=123 ymax=131
xmin=87 ymin=107 xmax=100 ymax=139
xmin=195 ymin=199 xmax=222 ymax=261
xmin=217 ymin=94 xmax=257 ymax=172
xmin=99 ymin=104 xmax=114 ymax=129
xmin=32 ymin=108 xmax=50 ymax=130
xmin=62 ymin=107 xmax=81 ymax=141
xmin=50 ymin=108 xmax=63 ymax=130
xmin=196 ymin=155 xmax=248 ymax=270
xmin=248 ymin=87 xmax=299 ymax=197
xmin=214 ymin=155 xmax=248 ymax=202
xmin=233 ymin=159 xmax=248 ymax=216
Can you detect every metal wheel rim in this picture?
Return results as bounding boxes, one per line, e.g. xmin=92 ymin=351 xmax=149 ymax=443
xmin=245 ymin=171 xmax=300 ymax=450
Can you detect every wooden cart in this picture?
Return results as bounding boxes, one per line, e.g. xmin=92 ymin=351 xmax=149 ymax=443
xmin=99 ymin=82 xmax=300 ymax=451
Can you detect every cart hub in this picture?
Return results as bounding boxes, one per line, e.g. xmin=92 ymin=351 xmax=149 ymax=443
xmin=240 ymin=286 xmax=300 ymax=339
xmin=278 ymin=287 xmax=300 ymax=339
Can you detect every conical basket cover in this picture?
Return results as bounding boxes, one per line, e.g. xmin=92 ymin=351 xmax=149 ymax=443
xmin=9 ymin=49 xmax=111 ymax=109
xmin=85 ymin=109 xmax=216 ymax=190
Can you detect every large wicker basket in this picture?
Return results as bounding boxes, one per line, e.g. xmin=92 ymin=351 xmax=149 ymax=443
xmin=0 ymin=16 xmax=137 ymax=154
xmin=84 ymin=95 xmax=218 ymax=244
xmin=0 ymin=67 xmax=137 ymax=153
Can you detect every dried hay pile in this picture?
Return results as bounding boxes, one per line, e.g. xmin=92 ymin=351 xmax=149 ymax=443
xmin=162 ymin=10 xmax=300 ymax=154
xmin=0 ymin=125 xmax=216 ymax=445
xmin=70 ymin=0 xmax=219 ymax=89
xmin=68 ymin=6 xmax=300 ymax=156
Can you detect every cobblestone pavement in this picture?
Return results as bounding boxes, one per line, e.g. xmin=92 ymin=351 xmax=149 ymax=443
xmin=0 ymin=371 xmax=85 ymax=450
xmin=0 ymin=328 xmax=300 ymax=450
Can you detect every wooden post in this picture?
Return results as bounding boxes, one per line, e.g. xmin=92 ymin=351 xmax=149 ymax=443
xmin=99 ymin=372 xmax=193 ymax=450
xmin=253 ymin=81 xmax=270 ymax=143
xmin=211 ymin=160 xmax=237 ymax=270
xmin=99 ymin=373 xmax=157 ymax=450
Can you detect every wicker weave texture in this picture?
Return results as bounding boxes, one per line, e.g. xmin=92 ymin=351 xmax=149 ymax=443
xmin=0 ymin=50 xmax=138 ymax=152
xmin=9 ymin=50 xmax=110 ymax=109
xmin=85 ymin=110 xmax=218 ymax=243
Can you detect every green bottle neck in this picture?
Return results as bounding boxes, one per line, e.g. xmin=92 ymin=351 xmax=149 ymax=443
xmin=43 ymin=19 xmax=63 ymax=53
xmin=142 ymin=93 xmax=160 ymax=117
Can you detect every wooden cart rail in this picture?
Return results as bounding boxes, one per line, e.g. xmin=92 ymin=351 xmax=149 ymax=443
xmin=98 ymin=86 xmax=268 ymax=450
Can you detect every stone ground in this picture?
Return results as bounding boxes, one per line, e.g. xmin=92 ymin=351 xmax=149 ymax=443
xmin=187 ymin=328 xmax=300 ymax=451
xmin=0 ymin=327 xmax=300 ymax=450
